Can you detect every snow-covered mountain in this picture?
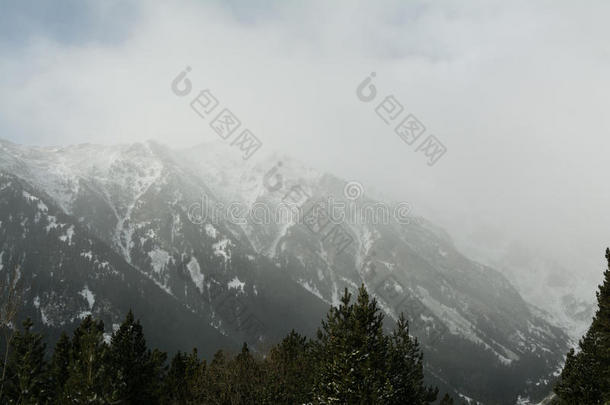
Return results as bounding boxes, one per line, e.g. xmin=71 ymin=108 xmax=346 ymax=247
xmin=0 ymin=138 xmax=571 ymax=404
xmin=487 ymin=243 xmax=593 ymax=344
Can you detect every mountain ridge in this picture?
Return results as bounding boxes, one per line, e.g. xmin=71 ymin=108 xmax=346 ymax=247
xmin=0 ymin=138 xmax=570 ymax=404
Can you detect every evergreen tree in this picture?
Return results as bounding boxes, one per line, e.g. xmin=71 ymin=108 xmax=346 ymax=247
xmin=439 ymin=393 xmax=455 ymax=404
xmin=106 ymin=310 xmax=166 ymax=404
xmin=313 ymin=286 xmax=389 ymax=404
xmin=313 ymin=285 xmax=438 ymax=404
xmin=3 ymin=318 xmax=48 ymax=404
xmin=263 ymin=330 xmax=314 ymax=404
xmin=164 ymin=351 xmax=189 ymax=404
xmin=385 ymin=313 xmax=437 ymax=404
xmin=49 ymin=332 xmax=71 ymax=401
xmin=0 ymin=294 xmax=445 ymax=404
xmin=163 ymin=349 xmax=205 ymax=404
xmin=313 ymin=287 xmax=358 ymax=404
xmin=62 ymin=315 xmax=107 ymax=404
xmin=205 ymin=349 xmax=236 ymax=405
xmin=231 ymin=342 xmax=263 ymax=403
xmin=554 ymin=248 xmax=610 ymax=403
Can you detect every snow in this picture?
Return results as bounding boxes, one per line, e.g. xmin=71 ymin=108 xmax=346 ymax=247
xmin=0 ymin=140 xmax=164 ymax=263
xmin=59 ymin=225 xmax=75 ymax=245
xmin=393 ymin=282 xmax=404 ymax=294
xmin=23 ymin=190 xmax=49 ymax=213
xmin=79 ymin=285 xmax=95 ymax=309
xmin=420 ymin=314 xmax=434 ymax=323
xmin=148 ymin=248 xmax=171 ymax=274
xmin=0 ymin=138 xmax=571 ymax=401
xmin=299 ymin=279 xmax=325 ymax=301
xmin=458 ymin=393 xmax=476 ymax=404
xmin=213 ymin=238 xmax=232 ymax=260
xmin=228 ymin=277 xmax=245 ymax=293
xmin=45 ymin=216 xmax=60 ymax=232
xmin=187 ymin=256 xmax=205 ymax=293
xmin=40 ymin=307 xmax=50 ymax=326
xmin=14 ymin=266 xmax=21 ymax=284
xmin=22 ymin=190 xmax=38 ymax=202
xmin=416 ymin=285 xmax=519 ymax=365
xmin=205 ymin=223 xmax=218 ymax=238
xmin=113 ymin=152 xmax=164 ymax=262
xmin=317 ymin=267 xmax=325 ymax=281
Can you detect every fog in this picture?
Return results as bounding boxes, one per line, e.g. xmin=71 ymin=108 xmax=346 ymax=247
xmin=1 ymin=0 xmax=609 ymax=294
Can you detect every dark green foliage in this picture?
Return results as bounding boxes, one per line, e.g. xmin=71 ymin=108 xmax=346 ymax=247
xmin=62 ymin=315 xmax=108 ymax=404
xmin=49 ymin=332 xmax=71 ymax=400
xmin=3 ymin=318 xmax=48 ymax=404
xmin=554 ymin=248 xmax=610 ymax=404
xmin=313 ymin=285 xmax=437 ymax=405
xmin=263 ymin=330 xmax=315 ymax=403
xmin=439 ymin=393 xmax=455 ymax=404
xmin=205 ymin=350 xmax=233 ymax=404
xmin=105 ymin=310 xmax=166 ymax=404
xmin=163 ymin=349 xmax=206 ymax=404
xmin=386 ymin=313 xmax=438 ymax=404
xmin=2 ymin=286 xmax=441 ymax=404
xmin=438 ymin=392 xmax=468 ymax=404
xmin=313 ymin=286 xmax=388 ymax=404
xmin=231 ymin=343 xmax=264 ymax=403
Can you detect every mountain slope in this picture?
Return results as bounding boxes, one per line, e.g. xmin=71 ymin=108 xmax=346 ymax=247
xmin=0 ymin=171 xmax=234 ymax=358
xmin=0 ymin=138 xmax=571 ymax=404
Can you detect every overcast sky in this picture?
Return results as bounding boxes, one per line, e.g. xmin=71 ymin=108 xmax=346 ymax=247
xmin=1 ymin=0 xmax=609 ymax=292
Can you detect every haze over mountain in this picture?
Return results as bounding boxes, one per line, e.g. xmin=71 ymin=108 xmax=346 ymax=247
xmin=0 ymin=138 xmax=577 ymax=403
xmin=1 ymin=1 xmax=608 ymax=403
xmin=1 ymin=1 xmax=608 ymax=326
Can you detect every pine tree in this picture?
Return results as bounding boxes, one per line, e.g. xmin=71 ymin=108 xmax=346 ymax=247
xmin=231 ymin=342 xmax=263 ymax=403
xmin=385 ymin=313 xmax=438 ymax=404
xmin=49 ymin=332 xmax=71 ymax=401
xmin=3 ymin=318 xmax=48 ymax=404
xmin=350 ymin=286 xmax=390 ymax=403
xmin=105 ymin=310 xmax=166 ymax=404
xmin=62 ymin=315 xmax=107 ymax=404
xmin=163 ymin=349 xmax=205 ymax=404
xmin=205 ymin=349 xmax=233 ymax=405
xmin=0 ymin=265 xmax=22 ymax=402
xmin=313 ymin=287 xmax=357 ymax=404
xmin=554 ymin=248 xmax=610 ymax=403
xmin=439 ymin=393 xmax=455 ymax=404
xmin=313 ymin=286 xmax=390 ymax=404
xmin=313 ymin=285 xmax=438 ymax=404
xmin=164 ymin=351 xmax=189 ymax=404
xmin=264 ymin=330 xmax=314 ymax=404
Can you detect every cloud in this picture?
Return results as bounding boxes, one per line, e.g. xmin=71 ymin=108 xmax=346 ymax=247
xmin=0 ymin=0 xmax=609 ymax=291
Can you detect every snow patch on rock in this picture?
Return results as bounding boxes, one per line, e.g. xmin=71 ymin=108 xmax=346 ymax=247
xmin=187 ymin=256 xmax=205 ymax=293
xmin=228 ymin=277 xmax=245 ymax=293
xmin=79 ymin=285 xmax=95 ymax=309
xmin=59 ymin=225 xmax=75 ymax=245
xmin=148 ymin=248 xmax=171 ymax=274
